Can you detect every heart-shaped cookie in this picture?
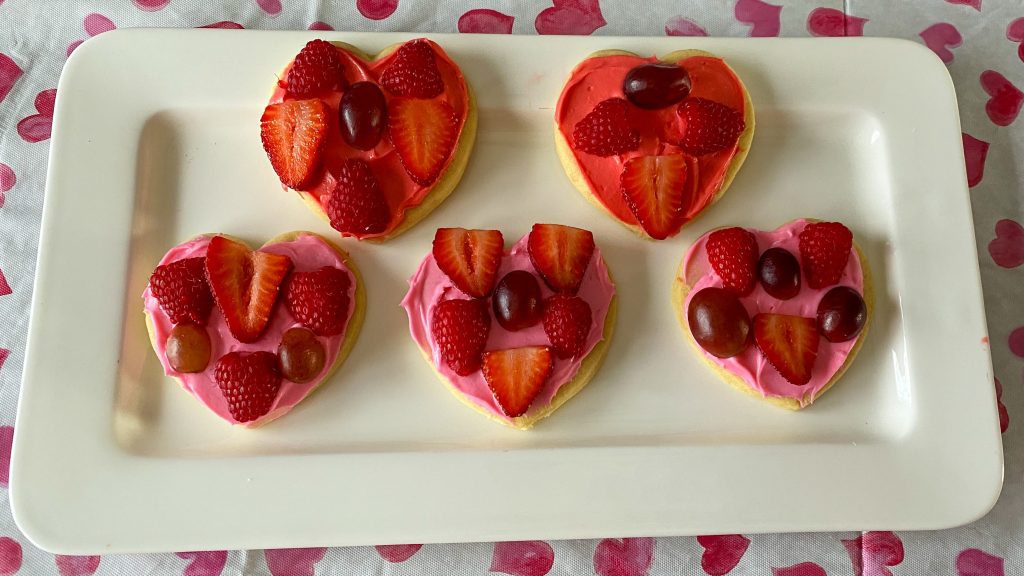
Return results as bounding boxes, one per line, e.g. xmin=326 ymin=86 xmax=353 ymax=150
xmin=261 ymin=38 xmax=477 ymax=241
xmin=673 ymin=220 xmax=872 ymax=409
xmin=402 ymin=224 xmax=617 ymax=429
xmin=143 ymin=231 xmax=365 ymax=427
xmin=554 ymin=49 xmax=754 ymax=240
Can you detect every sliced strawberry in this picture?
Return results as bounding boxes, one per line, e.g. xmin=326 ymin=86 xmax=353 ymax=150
xmin=214 ymin=351 xmax=282 ymax=423
xmin=388 ymin=97 xmax=459 ymax=186
xmin=379 ymin=39 xmax=445 ymax=99
xmin=482 ymin=346 xmax=554 ymax=418
xmin=325 ymin=158 xmax=390 ymax=236
xmin=432 ymin=228 xmax=504 ymax=298
xmin=149 ymin=257 xmax=213 ymax=326
xmin=205 ymin=236 xmax=294 ymax=343
xmin=283 ymin=39 xmax=344 ymax=98
xmin=798 ymin=221 xmax=853 ymax=289
xmin=284 ymin=266 xmax=352 ymax=336
xmin=542 ymin=294 xmax=592 ymax=359
xmin=706 ymin=227 xmax=759 ymax=295
xmin=620 ymin=154 xmax=694 ymax=240
xmin=527 ymin=223 xmax=595 ymax=294
xmin=261 ymin=98 xmax=330 ymax=189
xmin=431 ymin=298 xmax=491 ymax=376
xmin=572 ymin=97 xmax=640 ymax=157
xmin=753 ymin=313 xmax=820 ymax=386
xmin=674 ymin=97 xmax=745 ymax=156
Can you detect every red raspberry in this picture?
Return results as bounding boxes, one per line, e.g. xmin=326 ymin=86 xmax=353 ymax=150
xmin=542 ymin=294 xmax=592 ymax=359
xmin=431 ymin=298 xmax=491 ymax=376
xmin=285 ymin=39 xmax=344 ymax=98
xmin=214 ymin=351 xmax=282 ymax=423
xmin=675 ymin=97 xmax=745 ymax=156
xmin=380 ymin=39 xmax=444 ymax=99
xmin=798 ymin=221 xmax=853 ymax=289
xmin=149 ymin=257 xmax=213 ymax=325
xmin=706 ymin=227 xmax=759 ymax=295
xmin=325 ymin=159 xmax=391 ymax=236
xmin=572 ymin=98 xmax=640 ymax=157
xmin=284 ymin=266 xmax=353 ymax=336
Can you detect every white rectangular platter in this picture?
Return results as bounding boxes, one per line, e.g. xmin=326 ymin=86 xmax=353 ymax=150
xmin=12 ymin=30 xmax=1002 ymax=553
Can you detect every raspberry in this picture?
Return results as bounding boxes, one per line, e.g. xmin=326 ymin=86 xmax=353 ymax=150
xmin=675 ymin=97 xmax=745 ymax=156
xmin=542 ymin=294 xmax=592 ymax=359
xmin=380 ymin=39 xmax=444 ymax=99
xmin=285 ymin=39 xmax=344 ymax=97
xmin=431 ymin=299 xmax=491 ymax=376
xmin=572 ymin=98 xmax=640 ymax=157
xmin=706 ymin=227 xmax=759 ymax=295
xmin=284 ymin=266 xmax=353 ymax=336
xmin=149 ymin=257 xmax=213 ymax=325
xmin=325 ymin=159 xmax=390 ymax=236
xmin=214 ymin=351 xmax=282 ymax=423
xmin=798 ymin=221 xmax=853 ymax=289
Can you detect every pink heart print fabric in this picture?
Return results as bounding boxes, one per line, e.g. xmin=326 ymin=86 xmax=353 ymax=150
xmin=0 ymin=0 xmax=1022 ymax=574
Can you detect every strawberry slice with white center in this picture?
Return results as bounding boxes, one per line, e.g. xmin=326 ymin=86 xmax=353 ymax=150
xmin=753 ymin=313 xmax=820 ymax=386
xmin=482 ymin=346 xmax=554 ymax=418
xmin=527 ymin=223 xmax=595 ymax=294
xmin=432 ymin=228 xmax=504 ymax=298
xmin=388 ymin=97 xmax=459 ymax=186
xmin=205 ymin=236 xmax=294 ymax=343
xmin=260 ymin=98 xmax=330 ymax=189
xmin=620 ymin=154 xmax=697 ymax=240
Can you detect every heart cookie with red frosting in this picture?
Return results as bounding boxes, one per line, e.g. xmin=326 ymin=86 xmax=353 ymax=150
xmin=143 ymin=231 xmax=365 ymax=427
xmin=673 ymin=220 xmax=872 ymax=409
xmin=261 ymin=38 xmax=477 ymax=241
xmin=555 ymin=50 xmax=754 ymax=240
xmin=401 ymin=224 xmax=617 ymax=429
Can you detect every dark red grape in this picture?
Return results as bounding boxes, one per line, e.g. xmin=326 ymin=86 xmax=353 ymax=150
xmin=278 ymin=327 xmax=327 ymax=383
xmin=339 ymin=81 xmax=387 ymax=150
xmin=687 ymin=287 xmax=751 ymax=358
xmin=758 ymin=247 xmax=801 ymax=300
xmin=492 ymin=270 xmax=543 ymax=331
xmin=816 ymin=286 xmax=866 ymax=343
xmin=623 ymin=63 xmax=692 ymax=110
xmin=165 ymin=323 xmax=211 ymax=373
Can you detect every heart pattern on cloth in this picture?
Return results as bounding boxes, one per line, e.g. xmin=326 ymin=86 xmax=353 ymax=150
xmin=490 ymin=541 xmax=554 ymax=576
xmin=67 ymin=13 xmax=116 ymax=57
xmin=0 ymin=162 xmax=14 ymax=208
xmin=176 ymin=551 xmax=228 ymax=576
xmin=734 ymin=0 xmax=782 ymax=37
xmin=963 ymin=132 xmax=989 ymax=187
xmin=309 ymin=21 xmax=333 ymax=30
xmin=0 ymin=350 xmax=8 ymax=373
xmin=459 ymin=9 xmax=515 ymax=33
xmin=0 ymin=266 xmax=10 ymax=297
xmin=55 ymin=556 xmax=100 ymax=576
xmin=0 ymin=426 xmax=12 ymax=486
xmin=957 ymin=548 xmax=1005 ymax=576
xmin=0 ymin=538 xmax=21 ymax=576
xmin=17 ymin=89 xmax=56 ymax=143
xmin=995 ymin=378 xmax=1009 ymax=433
xmin=535 ymin=0 xmax=606 ymax=35
xmin=357 ymin=0 xmax=399 ymax=21
xmin=772 ymin=563 xmax=826 ymax=576
xmin=134 ymin=0 xmax=171 ymax=11
xmin=665 ymin=16 xmax=708 ymax=36
xmin=200 ymin=21 xmax=244 ymax=29
xmin=1008 ymin=18 xmax=1024 ymax=63
xmin=842 ymin=532 xmax=904 ymax=576
xmin=807 ymin=8 xmax=867 ymax=37
xmin=1010 ymin=326 xmax=1024 ymax=358
xmin=0 ymin=53 xmax=22 ymax=104
xmin=920 ymin=23 xmax=963 ymax=64
xmin=989 ymin=219 xmax=1024 ymax=268
xmin=376 ymin=544 xmax=422 ymax=563
xmin=264 ymin=548 xmax=326 ymax=576
xmin=946 ymin=0 xmax=981 ymax=10
xmin=593 ymin=538 xmax=654 ymax=576
xmin=256 ymin=0 xmax=282 ymax=16
xmin=697 ymin=535 xmax=750 ymax=575
xmin=980 ymin=70 xmax=1023 ymax=126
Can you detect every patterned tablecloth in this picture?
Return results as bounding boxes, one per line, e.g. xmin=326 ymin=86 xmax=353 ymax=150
xmin=1 ymin=0 xmax=1022 ymax=574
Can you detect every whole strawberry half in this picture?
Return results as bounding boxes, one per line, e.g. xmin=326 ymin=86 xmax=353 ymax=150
xmin=753 ymin=313 xmax=819 ymax=386
xmin=527 ymin=223 xmax=595 ymax=294
xmin=325 ymin=158 xmax=391 ymax=236
xmin=388 ymin=97 xmax=459 ymax=186
xmin=674 ymin=97 xmax=745 ymax=156
xmin=482 ymin=346 xmax=553 ymax=418
xmin=620 ymin=154 xmax=696 ymax=240
xmin=261 ymin=98 xmax=330 ymax=189
xmin=149 ymin=256 xmax=213 ymax=325
xmin=205 ymin=236 xmax=293 ymax=343
xmin=214 ymin=351 xmax=282 ymax=423
xmin=284 ymin=39 xmax=344 ymax=98
xmin=285 ymin=266 xmax=353 ymax=337
xmin=542 ymin=294 xmax=593 ymax=359
xmin=431 ymin=298 xmax=491 ymax=376
xmin=572 ymin=97 xmax=640 ymax=157
xmin=798 ymin=221 xmax=853 ymax=289
xmin=706 ymin=227 xmax=759 ymax=295
xmin=380 ymin=39 xmax=445 ymax=99
xmin=432 ymin=228 xmax=504 ymax=298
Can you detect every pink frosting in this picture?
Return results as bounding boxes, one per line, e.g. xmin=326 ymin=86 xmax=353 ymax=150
xmin=681 ymin=220 xmax=865 ymax=407
xmin=401 ymin=233 xmax=616 ymax=422
xmin=142 ymin=234 xmax=355 ymax=426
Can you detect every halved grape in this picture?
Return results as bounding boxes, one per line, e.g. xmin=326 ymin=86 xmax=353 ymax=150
xmin=816 ymin=286 xmax=866 ymax=343
xmin=492 ymin=270 xmax=543 ymax=331
xmin=166 ymin=323 xmax=211 ymax=373
xmin=758 ymin=247 xmax=801 ymax=300
xmin=623 ymin=63 xmax=691 ymax=110
xmin=687 ymin=287 xmax=751 ymax=358
xmin=339 ymin=81 xmax=387 ymax=150
xmin=278 ymin=327 xmax=327 ymax=383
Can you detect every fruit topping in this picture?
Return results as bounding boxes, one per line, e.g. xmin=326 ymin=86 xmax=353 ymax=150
xmin=493 ymin=270 xmax=543 ymax=331
xmin=325 ymin=158 xmax=391 ymax=236
xmin=620 ymin=154 xmax=694 ymax=240
xmin=149 ymin=256 xmax=213 ymax=326
xmin=205 ymin=236 xmax=293 ymax=343
xmin=339 ymin=81 xmax=388 ymax=151
xmin=527 ymin=223 xmax=595 ymax=294
xmin=542 ymin=294 xmax=593 ymax=359
xmin=482 ymin=346 xmax=553 ymax=418
xmin=572 ymin=97 xmax=640 ymax=157
xmin=165 ymin=323 xmax=211 ymax=373
xmin=432 ymin=228 xmax=504 ymax=298
xmin=380 ymin=39 xmax=445 ymax=99
xmin=278 ymin=327 xmax=327 ymax=383
xmin=816 ymin=286 xmax=867 ymax=343
xmin=214 ymin=351 xmax=282 ymax=423
xmin=623 ymin=62 xmax=692 ymax=110
xmin=757 ymin=247 xmax=801 ymax=300
xmin=687 ymin=287 xmax=751 ymax=359
xmin=798 ymin=221 xmax=853 ymax=289
xmin=674 ymin=97 xmax=745 ymax=156
xmin=260 ymin=98 xmax=330 ymax=189
xmin=431 ymin=298 xmax=491 ymax=376
xmin=753 ymin=313 xmax=819 ymax=386
xmin=706 ymin=227 xmax=758 ymax=296
xmin=284 ymin=265 xmax=353 ymax=337
xmin=388 ymin=97 xmax=459 ymax=185
xmin=284 ymin=39 xmax=344 ymax=98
